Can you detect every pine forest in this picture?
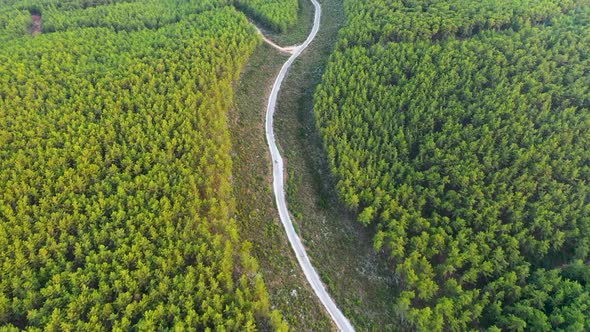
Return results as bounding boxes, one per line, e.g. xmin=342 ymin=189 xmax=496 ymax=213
xmin=315 ymin=0 xmax=590 ymax=330
xmin=0 ymin=0 xmax=295 ymax=330
xmin=3 ymin=0 xmax=590 ymax=330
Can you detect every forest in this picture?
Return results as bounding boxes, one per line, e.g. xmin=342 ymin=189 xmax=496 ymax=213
xmin=236 ymin=0 xmax=298 ymax=32
xmin=0 ymin=0 xmax=296 ymax=330
xmin=315 ymin=0 xmax=590 ymax=330
xmin=0 ymin=0 xmax=297 ymax=41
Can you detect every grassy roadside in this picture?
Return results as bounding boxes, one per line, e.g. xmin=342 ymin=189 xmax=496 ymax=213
xmin=273 ymin=0 xmax=399 ymax=330
xmin=229 ymin=10 xmax=334 ymax=331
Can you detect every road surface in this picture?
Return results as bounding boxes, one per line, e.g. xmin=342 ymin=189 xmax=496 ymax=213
xmin=263 ymin=0 xmax=356 ymax=331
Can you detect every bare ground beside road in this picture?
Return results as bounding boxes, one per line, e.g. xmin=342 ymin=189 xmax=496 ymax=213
xmin=254 ymin=25 xmax=299 ymax=54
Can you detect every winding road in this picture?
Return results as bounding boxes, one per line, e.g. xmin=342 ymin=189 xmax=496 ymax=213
xmin=263 ymin=1 xmax=356 ymax=331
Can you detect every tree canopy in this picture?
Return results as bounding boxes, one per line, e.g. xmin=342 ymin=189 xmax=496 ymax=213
xmin=315 ymin=0 xmax=590 ymax=330
xmin=0 ymin=0 xmax=291 ymax=330
xmin=0 ymin=0 xmax=298 ymax=41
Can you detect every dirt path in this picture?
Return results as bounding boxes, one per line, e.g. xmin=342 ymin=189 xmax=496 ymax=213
xmin=31 ymin=14 xmax=41 ymax=36
xmin=263 ymin=1 xmax=356 ymax=331
xmin=255 ymin=26 xmax=299 ymax=54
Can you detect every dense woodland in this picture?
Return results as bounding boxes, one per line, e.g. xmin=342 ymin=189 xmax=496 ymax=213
xmin=316 ymin=0 xmax=590 ymax=330
xmin=0 ymin=0 xmax=296 ymax=330
xmin=0 ymin=0 xmax=298 ymax=40
xmin=236 ymin=0 xmax=298 ymax=32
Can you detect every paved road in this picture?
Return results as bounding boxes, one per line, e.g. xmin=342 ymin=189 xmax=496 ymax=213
xmin=264 ymin=1 xmax=356 ymax=331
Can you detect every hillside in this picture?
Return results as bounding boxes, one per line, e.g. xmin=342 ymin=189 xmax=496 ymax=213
xmin=315 ymin=0 xmax=590 ymax=330
xmin=0 ymin=0 xmax=296 ymax=330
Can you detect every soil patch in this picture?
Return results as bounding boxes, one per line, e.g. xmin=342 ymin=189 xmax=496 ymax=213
xmin=31 ymin=14 xmax=41 ymax=36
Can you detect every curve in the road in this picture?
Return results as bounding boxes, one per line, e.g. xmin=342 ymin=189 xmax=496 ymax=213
xmin=263 ymin=1 xmax=356 ymax=331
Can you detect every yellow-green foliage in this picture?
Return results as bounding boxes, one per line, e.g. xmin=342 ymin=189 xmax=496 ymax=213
xmin=0 ymin=0 xmax=298 ymax=39
xmin=0 ymin=1 xmax=286 ymax=330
